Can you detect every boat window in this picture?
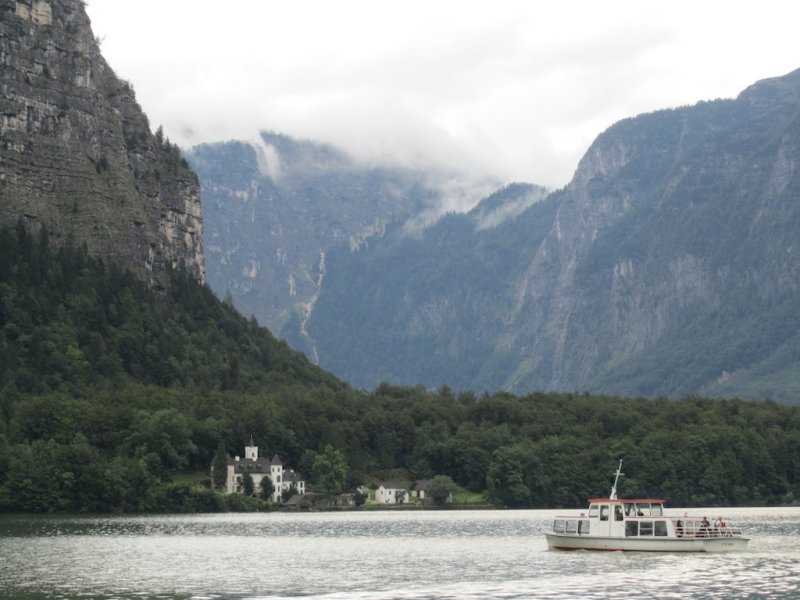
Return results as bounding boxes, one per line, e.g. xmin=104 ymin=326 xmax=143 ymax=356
xmin=614 ymin=505 xmax=623 ymax=521
xmin=600 ymin=505 xmax=609 ymax=521
xmin=625 ymin=521 xmax=638 ymax=537
xmin=624 ymin=502 xmax=636 ymax=516
xmin=654 ymin=521 xmax=668 ymax=536
xmin=636 ymin=502 xmax=650 ymax=516
xmin=651 ymin=504 xmax=663 ymax=516
xmin=579 ymin=519 xmax=590 ymax=535
xmin=588 ymin=505 xmax=599 ymax=518
xmin=554 ymin=520 xmax=565 ymax=534
xmin=639 ymin=521 xmax=654 ymax=536
xmin=566 ymin=520 xmax=577 ymax=534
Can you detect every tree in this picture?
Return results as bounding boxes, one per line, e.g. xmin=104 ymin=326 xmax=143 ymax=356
xmin=282 ymin=483 xmax=298 ymax=502
xmin=211 ymin=441 xmax=228 ymax=491
xmin=124 ymin=408 xmax=197 ymax=478
xmin=312 ymin=444 xmax=348 ymax=495
xmin=241 ymin=472 xmax=254 ymax=496
xmin=259 ymin=475 xmax=274 ymax=500
xmin=486 ymin=444 xmax=533 ymax=508
xmin=354 ymin=489 xmax=368 ymax=506
xmin=426 ymin=475 xmax=456 ymax=505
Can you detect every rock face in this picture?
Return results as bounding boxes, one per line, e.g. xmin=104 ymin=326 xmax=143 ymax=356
xmin=0 ymin=0 xmax=204 ymax=288
xmin=306 ymin=68 xmax=800 ymax=401
xmin=186 ymin=132 xmax=476 ymax=356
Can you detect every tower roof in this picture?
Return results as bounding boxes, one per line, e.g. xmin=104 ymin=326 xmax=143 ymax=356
xmin=271 ymin=453 xmax=283 ymax=465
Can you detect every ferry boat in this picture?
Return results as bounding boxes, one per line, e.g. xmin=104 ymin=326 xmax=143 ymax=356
xmin=545 ymin=460 xmax=749 ymax=552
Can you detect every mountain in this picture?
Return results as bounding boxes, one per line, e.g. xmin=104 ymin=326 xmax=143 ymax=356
xmin=185 ymin=133 xmax=493 ymax=358
xmin=0 ymin=2 xmax=798 ymax=513
xmin=306 ymin=183 xmax=553 ymax=388
xmin=306 ymin=68 xmax=800 ymax=402
xmin=0 ymin=0 xmax=203 ymax=289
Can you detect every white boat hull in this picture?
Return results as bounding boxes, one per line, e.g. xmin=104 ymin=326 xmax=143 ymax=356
xmin=546 ymin=533 xmax=749 ymax=553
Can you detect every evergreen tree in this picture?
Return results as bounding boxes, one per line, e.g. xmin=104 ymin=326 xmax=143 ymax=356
xmin=212 ymin=442 xmax=228 ymax=490
xmin=259 ymin=475 xmax=274 ymax=501
xmin=242 ymin=472 xmax=254 ymax=496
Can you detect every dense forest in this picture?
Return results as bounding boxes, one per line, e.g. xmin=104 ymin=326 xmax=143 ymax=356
xmin=1 ymin=224 xmax=799 ymax=512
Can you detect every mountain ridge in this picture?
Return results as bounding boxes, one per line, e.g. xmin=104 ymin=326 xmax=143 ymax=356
xmin=304 ymin=67 xmax=800 ymax=401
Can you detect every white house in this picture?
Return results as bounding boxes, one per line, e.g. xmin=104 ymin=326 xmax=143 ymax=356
xmin=375 ymin=481 xmax=411 ymax=504
xmin=223 ymin=437 xmax=305 ymax=502
xmin=411 ymin=479 xmax=429 ymax=501
xmin=374 ymin=479 xmax=452 ymax=504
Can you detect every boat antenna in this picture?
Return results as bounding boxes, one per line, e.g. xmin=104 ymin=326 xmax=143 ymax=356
xmin=609 ymin=459 xmax=624 ymax=500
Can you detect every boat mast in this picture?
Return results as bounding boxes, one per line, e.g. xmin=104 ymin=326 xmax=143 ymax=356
xmin=609 ymin=459 xmax=624 ymax=500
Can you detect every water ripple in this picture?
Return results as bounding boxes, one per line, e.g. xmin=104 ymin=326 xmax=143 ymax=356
xmin=1 ymin=507 xmax=798 ymax=599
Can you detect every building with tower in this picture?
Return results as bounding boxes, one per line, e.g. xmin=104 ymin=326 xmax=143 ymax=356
xmin=222 ymin=436 xmax=306 ymax=502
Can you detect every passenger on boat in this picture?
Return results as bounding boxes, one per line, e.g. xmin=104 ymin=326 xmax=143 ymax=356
xmin=700 ymin=516 xmax=710 ymax=536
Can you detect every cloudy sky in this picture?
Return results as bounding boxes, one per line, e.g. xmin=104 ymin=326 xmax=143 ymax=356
xmin=86 ymin=0 xmax=799 ymax=189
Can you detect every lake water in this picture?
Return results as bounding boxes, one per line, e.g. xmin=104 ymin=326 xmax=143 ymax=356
xmin=1 ymin=507 xmax=798 ymax=599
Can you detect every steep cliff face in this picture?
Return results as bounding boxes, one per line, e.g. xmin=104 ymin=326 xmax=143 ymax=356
xmin=186 ymin=132 xmax=461 ymax=340
xmin=509 ymin=69 xmax=800 ymax=397
xmin=0 ymin=0 xmax=203 ymax=288
xmin=306 ymin=68 xmax=800 ymax=401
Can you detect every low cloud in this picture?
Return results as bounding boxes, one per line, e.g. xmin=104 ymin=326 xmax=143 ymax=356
xmin=89 ymin=0 xmax=800 ymax=189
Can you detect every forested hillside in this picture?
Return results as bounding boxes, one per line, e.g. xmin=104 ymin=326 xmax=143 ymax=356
xmin=1 ymin=224 xmax=799 ymax=511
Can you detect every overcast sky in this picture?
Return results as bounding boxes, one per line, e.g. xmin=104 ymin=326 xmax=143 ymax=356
xmin=86 ymin=1 xmax=799 ymax=189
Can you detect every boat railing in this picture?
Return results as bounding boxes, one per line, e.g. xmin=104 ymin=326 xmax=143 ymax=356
xmin=671 ymin=518 xmax=743 ymax=539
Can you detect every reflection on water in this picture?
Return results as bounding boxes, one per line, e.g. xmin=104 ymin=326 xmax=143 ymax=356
xmin=0 ymin=508 xmax=798 ymax=599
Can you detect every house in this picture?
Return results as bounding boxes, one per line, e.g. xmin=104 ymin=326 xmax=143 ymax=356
xmin=411 ymin=479 xmax=429 ymax=501
xmin=222 ymin=437 xmax=306 ymax=502
xmin=375 ymin=480 xmax=411 ymax=504
xmin=285 ymin=494 xmax=314 ymax=511
xmin=374 ymin=479 xmax=453 ymax=504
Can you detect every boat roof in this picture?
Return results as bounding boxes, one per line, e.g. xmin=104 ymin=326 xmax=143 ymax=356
xmin=588 ymin=498 xmax=665 ymax=504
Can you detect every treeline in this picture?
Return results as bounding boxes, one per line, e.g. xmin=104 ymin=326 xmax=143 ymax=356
xmin=0 ymin=223 xmax=799 ymax=512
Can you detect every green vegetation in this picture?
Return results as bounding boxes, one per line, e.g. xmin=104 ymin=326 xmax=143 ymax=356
xmin=426 ymin=475 xmax=457 ymax=505
xmin=311 ymin=445 xmax=348 ymax=495
xmin=1 ymin=224 xmax=799 ymax=512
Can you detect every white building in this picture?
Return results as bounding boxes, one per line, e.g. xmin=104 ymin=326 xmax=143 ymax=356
xmin=224 ymin=437 xmax=305 ymax=502
xmin=374 ymin=479 xmax=453 ymax=504
xmin=375 ymin=481 xmax=411 ymax=504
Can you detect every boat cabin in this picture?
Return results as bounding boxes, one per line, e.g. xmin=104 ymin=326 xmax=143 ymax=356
xmin=553 ymin=498 xmax=740 ymax=541
xmin=554 ymin=499 xmax=669 ymax=539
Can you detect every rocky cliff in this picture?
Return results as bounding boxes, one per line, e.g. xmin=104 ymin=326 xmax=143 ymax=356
xmin=0 ymin=0 xmax=203 ymax=288
xmin=186 ymin=132 xmax=477 ymax=346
